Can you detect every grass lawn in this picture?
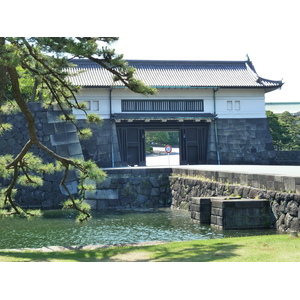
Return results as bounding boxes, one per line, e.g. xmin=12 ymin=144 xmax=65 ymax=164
xmin=0 ymin=234 xmax=299 ymax=262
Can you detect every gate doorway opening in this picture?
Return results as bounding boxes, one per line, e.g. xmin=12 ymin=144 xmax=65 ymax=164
xmin=145 ymin=130 xmax=180 ymax=166
xmin=116 ymin=121 xmax=209 ymax=167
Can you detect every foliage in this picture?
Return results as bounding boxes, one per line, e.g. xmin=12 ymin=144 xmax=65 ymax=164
xmin=145 ymin=131 xmax=179 ymax=147
xmin=0 ymin=37 xmax=155 ymax=221
xmin=266 ymin=110 xmax=290 ymax=150
xmin=278 ymin=111 xmax=300 ymax=150
xmin=266 ymin=110 xmax=300 ymax=150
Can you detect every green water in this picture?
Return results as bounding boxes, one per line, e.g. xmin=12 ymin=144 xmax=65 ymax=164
xmin=0 ymin=208 xmax=276 ymax=249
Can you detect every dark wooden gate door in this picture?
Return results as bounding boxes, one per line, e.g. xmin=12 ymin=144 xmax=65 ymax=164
xmin=117 ymin=127 xmax=145 ymax=166
xmin=180 ymin=126 xmax=208 ymax=165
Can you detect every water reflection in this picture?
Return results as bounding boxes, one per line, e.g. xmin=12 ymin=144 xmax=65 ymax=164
xmin=0 ymin=208 xmax=276 ymax=249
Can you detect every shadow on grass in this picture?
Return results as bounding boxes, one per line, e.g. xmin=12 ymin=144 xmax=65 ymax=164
xmin=0 ymin=250 xmax=92 ymax=262
xmin=135 ymin=241 xmax=242 ymax=262
xmin=0 ymin=240 xmax=242 ymax=262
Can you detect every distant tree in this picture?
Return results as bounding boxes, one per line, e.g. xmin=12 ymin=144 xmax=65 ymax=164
xmin=146 ymin=131 xmax=169 ymax=147
xmin=278 ymin=111 xmax=300 ymax=150
xmin=168 ymin=131 xmax=179 ymax=146
xmin=266 ymin=110 xmax=300 ymax=150
xmin=145 ymin=131 xmax=179 ymax=150
xmin=0 ymin=37 xmax=155 ymax=222
xmin=266 ymin=110 xmax=289 ymax=150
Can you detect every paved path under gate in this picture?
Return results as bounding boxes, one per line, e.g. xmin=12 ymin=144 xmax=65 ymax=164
xmin=142 ymin=147 xmax=300 ymax=178
xmin=107 ymin=164 xmax=300 ymax=178
xmin=174 ymin=165 xmax=300 ymax=178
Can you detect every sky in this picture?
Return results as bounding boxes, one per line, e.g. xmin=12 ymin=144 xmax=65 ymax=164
xmin=108 ymin=0 xmax=299 ymax=103
xmin=3 ymin=0 xmax=299 ymax=105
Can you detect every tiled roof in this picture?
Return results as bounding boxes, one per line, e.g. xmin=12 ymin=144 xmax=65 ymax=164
xmin=112 ymin=113 xmax=216 ymax=120
xmin=67 ymin=59 xmax=283 ymax=90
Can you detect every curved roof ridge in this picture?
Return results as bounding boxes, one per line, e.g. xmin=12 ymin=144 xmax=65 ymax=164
xmin=245 ymin=58 xmax=283 ymax=86
xmin=70 ymin=58 xmax=249 ymax=66
xmin=67 ymin=58 xmax=283 ymax=91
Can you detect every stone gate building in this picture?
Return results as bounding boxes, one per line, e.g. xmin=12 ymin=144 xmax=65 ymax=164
xmin=0 ymin=57 xmax=283 ymax=208
xmin=67 ymin=57 xmax=283 ymax=167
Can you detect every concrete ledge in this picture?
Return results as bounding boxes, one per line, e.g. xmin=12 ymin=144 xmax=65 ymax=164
xmin=171 ymin=166 xmax=300 ymax=194
xmin=210 ymin=198 xmax=272 ymax=229
xmin=190 ymin=197 xmax=273 ymax=229
xmin=190 ymin=197 xmax=211 ymax=223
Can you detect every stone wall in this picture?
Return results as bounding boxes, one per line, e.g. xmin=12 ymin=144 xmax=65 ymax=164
xmin=274 ymin=151 xmax=300 ymax=165
xmin=210 ymin=198 xmax=273 ymax=229
xmin=190 ymin=197 xmax=211 ymax=223
xmin=85 ymin=168 xmax=172 ymax=210
xmin=83 ymin=167 xmax=300 ymax=233
xmin=0 ymin=103 xmax=83 ymax=208
xmin=170 ymin=175 xmax=300 ymax=233
xmin=77 ymin=119 xmax=122 ymax=168
xmin=172 ymin=167 xmax=300 ymax=194
xmin=210 ymin=118 xmax=276 ymax=164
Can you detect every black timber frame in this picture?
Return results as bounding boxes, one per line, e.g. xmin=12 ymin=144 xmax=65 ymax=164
xmin=116 ymin=120 xmax=209 ymax=166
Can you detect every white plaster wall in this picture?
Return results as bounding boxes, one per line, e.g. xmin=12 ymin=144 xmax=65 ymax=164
xmin=72 ymin=88 xmax=111 ymax=119
xmin=111 ymin=88 xmax=214 ymax=115
xmin=215 ymin=89 xmax=266 ymax=119
xmin=72 ymin=87 xmax=267 ymax=119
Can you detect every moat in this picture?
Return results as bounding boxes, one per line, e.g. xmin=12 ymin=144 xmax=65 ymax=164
xmin=0 ymin=208 xmax=276 ymax=250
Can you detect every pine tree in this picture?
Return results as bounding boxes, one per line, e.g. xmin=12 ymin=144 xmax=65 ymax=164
xmin=0 ymin=37 xmax=155 ymax=222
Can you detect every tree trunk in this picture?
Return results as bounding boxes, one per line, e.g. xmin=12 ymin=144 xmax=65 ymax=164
xmin=0 ymin=37 xmax=7 ymax=125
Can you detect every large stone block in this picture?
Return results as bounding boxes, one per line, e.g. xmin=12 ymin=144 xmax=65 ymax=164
xmin=86 ymin=189 xmax=118 ymax=200
xmin=68 ymin=143 xmax=83 ymax=156
xmin=211 ymin=207 xmax=222 ymax=216
xmin=67 ymin=132 xmax=80 ymax=144
xmin=84 ymin=199 xmax=98 ymax=210
xmin=97 ymin=199 xmax=109 ymax=209
xmin=47 ymin=111 xmax=63 ymax=123
xmin=190 ymin=197 xmax=211 ymax=223
xmin=55 ymin=144 xmax=70 ymax=157
xmin=59 ymin=180 xmax=78 ymax=195
xmin=190 ymin=204 xmax=200 ymax=212
xmin=211 ymin=198 xmax=272 ymax=229
xmin=151 ymin=188 xmax=160 ymax=196
xmin=50 ymin=133 xmax=67 ymax=146
xmin=54 ymin=123 xmax=67 ymax=133
xmin=43 ymin=123 xmax=56 ymax=135
xmin=210 ymin=199 xmax=224 ymax=208
xmin=191 ymin=211 xmax=200 ymax=220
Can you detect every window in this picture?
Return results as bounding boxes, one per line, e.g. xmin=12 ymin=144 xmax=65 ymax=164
xmin=227 ymin=101 xmax=233 ymax=111
xmin=84 ymin=101 xmax=91 ymax=110
xmin=227 ymin=100 xmax=240 ymax=111
xmin=82 ymin=101 xmax=99 ymax=111
xmin=91 ymin=101 xmax=99 ymax=111
xmin=122 ymin=100 xmax=204 ymax=112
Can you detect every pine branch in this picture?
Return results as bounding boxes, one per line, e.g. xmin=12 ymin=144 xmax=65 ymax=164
xmin=5 ymin=65 xmax=93 ymax=219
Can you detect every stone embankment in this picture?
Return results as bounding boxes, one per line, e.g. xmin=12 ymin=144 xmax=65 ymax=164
xmin=85 ymin=168 xmax=172 ymax=210
xmin=84 ymin=167 xmax=300 ymax=233
xmin=190 ymin=197 xmax=273 ymax=230
xmin=170 ymin=175 xmax=300 ymax=233
xmin=0 ymin=103 xmax=82 ymax=208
